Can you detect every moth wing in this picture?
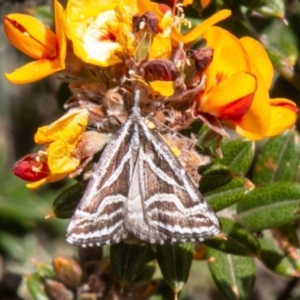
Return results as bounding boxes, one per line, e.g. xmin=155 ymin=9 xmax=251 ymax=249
xmin=125 ymin=119 xmax=220 ymax=244
xmin=66 ymin=120 xmax=134 ymax=247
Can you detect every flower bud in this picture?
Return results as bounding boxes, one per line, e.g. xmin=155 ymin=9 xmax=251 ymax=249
xmin=12 ymin=153 xmax=50 ymax=181
xmin=53 ymin=256 xmax=82 ymax=288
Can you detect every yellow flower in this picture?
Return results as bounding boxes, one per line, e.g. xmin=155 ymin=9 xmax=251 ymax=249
xmin=195 ymin=26 xmax=298 ymax=140
xmin=148 ymin=10 xmax=173 ymax=59
xmin=64 ymin=0 xmax=137 ymax=67
xmin=138 ymin=0 xmax=231 ymax=55
xmin=4 ymin=0 xmax=66 ymax=84
xmin=26 ymin=109 xmax=88 ymax=189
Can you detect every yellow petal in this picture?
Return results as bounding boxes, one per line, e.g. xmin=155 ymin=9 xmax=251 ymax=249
xmin=26 ymin=178 xmax=48 ymax=189
xmin=34 ymin=109 xmax=88 ymax=144
xmin=26 ymin=173 xmax=68 ymax=189
xmin=149 ymin=35 xmax=172 ymax=59
xmin=203 ymin=27 xmax=251 ymax=90
xmin=4 ymin=14 xmax=57 ymax=59
xmin=240 ymin=37 xmax=273 ymax=89
xmin=266 ymin=98 xmax=299 ymax=137
xmin=182 ymin=10 xmax=231 ymax=44
xmin=48 ymin=140 xmax=80 ymax=173
xmin=54 ymin=0 xmax=67 ymax=67
xmin=200 ymin=0 xmax=211 ymax=8
xmin=149 ymin=80 xmax=174 ymax=96
xmin=65 ymin=0 xmax=136 ymax=66
xmin=234 ymin=86 xmax=271 ymax=140
xmin=137 ymin=0 xmax=163 ymax=18
xmin=183 ymin=0 xmax=193 ymax=6
xmin=200 ymin=72 xmax=256 ymax=116
xmin=5 ymin=58 xmax=64 ymax=84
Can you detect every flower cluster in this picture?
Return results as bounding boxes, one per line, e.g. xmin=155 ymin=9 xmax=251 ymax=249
xmin=5 ymin=0 xmax=298 ymax=188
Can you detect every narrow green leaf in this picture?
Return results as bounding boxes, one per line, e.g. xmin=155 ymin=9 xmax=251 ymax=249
xmin=26 ymin=273 xmax=48 ymax=300
xmin=204 ymin=176 xmax=253 ymax=212
xmin=207 ymin=248 xmax=256 ymax=300
xmin=200 ymin=164 xmax=233 ymax=194
xmin=214 ymin=139 xmax=255 ymax=175
xmin=156 ymin=243 xmax=193 ymax=293
xmin=237 ymin=0 xmax=285 ymax=17
xmin=259 ymin=230 xmax=300 ymax=277
xmin=36 ymin=263 xmax=56 ymax=279
xmin=197 ymin=123 xmax=219 ymax=148
xmin=237 ymin=182 xmax=300 ymax=232
xmin=204 ymin=218 xmax=260 ymax=256
xmin=110 ymin=243 xmax=150 ymax=285
xmin=264 ymin=20 xmax=298 ymax=69
xmin=52 ymin=183 xmax=86 ymax=219
xmin=253 ymin=130 xmax=300 ymax=185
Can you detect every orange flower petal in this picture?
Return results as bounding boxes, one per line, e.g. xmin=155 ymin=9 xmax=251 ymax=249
xmin=200 ymin=72 xmax=256 ymax=116
xmin=183 ymin=0 xmax=193 ymax=6
xmin=26 ymin=173 xmax=68 ymax=189
xmin=200 ymin=0 xmax=211 ymax=8
xmin=4 ymin=14 xmax=57 ymax=59
xmin=35 ymin=109 xmax=88 ymax=144
xmin=182 ymin=10 xmax=231 ymax=44
xmin=203 ymin=27 xmax=251 ymax=90
xmin=137 ymin=0 xmax=163 ymax=17
xmin=54 ymin=0 xmax=67 ymax=67
xmin=266 ymin=98 xmax=299 ymax=137
xmin=234 ymin=86 xmax=271 ymax=140
xmin=149 ymin=80 xmax=174 ymax=96
xmin=240 ymin=37 xmax=273 ymax=89
xmin=5 ymin=58 xmax=64 ymax=84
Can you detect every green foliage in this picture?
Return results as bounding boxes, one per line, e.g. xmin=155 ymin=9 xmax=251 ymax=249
xmin=3 ymin=0 xmax=300 ymax=299
xmin=207 ymin=248 xmax=256 ymax=300
xmin=235 ymin=0 xmax=285 ymax=17
xmin=156 ymin=243 xmax=194 ymax=294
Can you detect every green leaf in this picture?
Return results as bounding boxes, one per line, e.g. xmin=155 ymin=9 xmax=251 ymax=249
xmin=36 ymin=263 xmax=56 ymax=279
xmin=196 ymin=124 xmax=224 ymax=156
xmin=135 ymin=261 xmax=157 ymax=282
xmin=261 ymin=17 xmax=298 ymax=69
xmin=204 ymin=218 xmax=260 ymax=256
xmin=207 ymin=248 xmax=256 ymax=300
xmin=26 ymin=273 xmax=48 ymax=300
xmin=237 ymin=182 xmax=300 ymax=232
xmin=252 ymin=130 xmax=300 ymax=185
xmin=110 ymin=243 xmax=151 ymax=285
xmin=214 ymin=139 xmax=255 ymax=175
xmin=258 ymin=230 xmax=300 ymax=277
xmin=205 ymin=176 xmax=253 ymax=212
xmin=200 ymin=164 xmax=233 ymax=194
xmin=156 ymin=243 xmax=193 ymax=293
xmin=237 ymin=0 xmax=285 ymax=17
xmin=31 ymin=5 xmax=53 ymax=25
xmin=52 ymin=183 xmax=86 ymax=219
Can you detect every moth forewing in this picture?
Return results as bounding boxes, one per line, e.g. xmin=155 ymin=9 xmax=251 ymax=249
xmin=66 ymin=106 xmax=220 ymax=247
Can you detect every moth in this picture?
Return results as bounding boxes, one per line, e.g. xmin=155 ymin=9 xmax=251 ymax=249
xmin=67 ymin=91 xmax=220 ymax=247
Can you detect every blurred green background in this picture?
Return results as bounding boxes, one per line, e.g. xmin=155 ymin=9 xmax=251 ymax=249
xmin=1 ymin=0 xmax=300 ymax=299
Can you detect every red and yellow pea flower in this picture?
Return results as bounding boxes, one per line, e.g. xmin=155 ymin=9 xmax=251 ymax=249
xmin=4 ymin=0 xmax=66 ymax=84
xmin=195 ymin=26 xmax=298 ymax=140
xmin=13 ymin=109 xmax=88 ymax=189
